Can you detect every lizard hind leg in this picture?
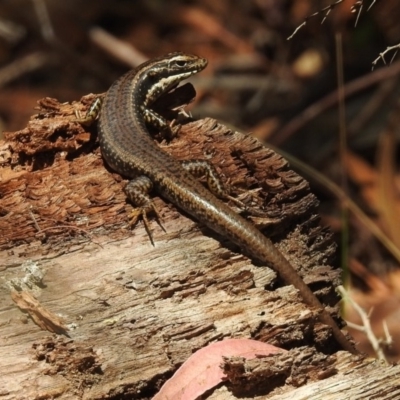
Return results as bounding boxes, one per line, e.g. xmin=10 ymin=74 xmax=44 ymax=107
xmin=125 ymin=175 xmax=165 ymax=245
xmin=181 ymin=160 xmax=246 ymax=210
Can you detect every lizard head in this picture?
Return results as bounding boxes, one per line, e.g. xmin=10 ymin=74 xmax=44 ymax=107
xmin=143 ymin=53 xmax=208 ymax=104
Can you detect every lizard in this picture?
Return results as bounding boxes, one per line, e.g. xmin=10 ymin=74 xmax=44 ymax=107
xmin=82 ymin=52 xmax=355 ymax=354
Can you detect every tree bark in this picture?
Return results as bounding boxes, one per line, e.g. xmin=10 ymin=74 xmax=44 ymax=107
xmin=0 ymin=96 xmax=396 ymax=399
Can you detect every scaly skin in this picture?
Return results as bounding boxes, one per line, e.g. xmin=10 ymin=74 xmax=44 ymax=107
xmin=97 ymin=52 xmax=355 ymax=353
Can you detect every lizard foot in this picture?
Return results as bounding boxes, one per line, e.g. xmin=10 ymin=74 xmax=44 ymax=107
xmin=128 ymin=203 xmax=165 ymax=246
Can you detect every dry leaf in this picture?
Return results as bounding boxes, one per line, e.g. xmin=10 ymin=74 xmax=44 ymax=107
xmin=153 ymin=338 xmax=284 ymax=400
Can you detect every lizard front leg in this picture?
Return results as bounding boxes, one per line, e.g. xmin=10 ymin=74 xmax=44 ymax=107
xmin=125 ymin=175 xmax=164 ymax=245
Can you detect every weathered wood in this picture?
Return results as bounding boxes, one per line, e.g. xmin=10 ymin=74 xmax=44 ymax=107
xmin=212 ymin=351 xmax=400 ymax=399
xmin=0 ymin=96 xmax=393 ymax=399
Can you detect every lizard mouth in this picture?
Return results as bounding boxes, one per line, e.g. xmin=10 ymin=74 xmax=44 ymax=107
xmin=168 ymin=81 xmax=180 ymax=92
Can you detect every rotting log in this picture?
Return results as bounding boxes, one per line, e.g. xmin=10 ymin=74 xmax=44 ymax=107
xmin=1 ymin=96 xmax=396 ymax=399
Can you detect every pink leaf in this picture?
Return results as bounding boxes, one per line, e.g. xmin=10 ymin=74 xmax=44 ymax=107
xmin=153 ymin=338 xmax=285 ymax=400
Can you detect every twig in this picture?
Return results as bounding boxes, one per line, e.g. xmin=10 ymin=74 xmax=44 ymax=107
xmin=31 ymin=0 xmax=55 ymax=43
xmin=367 ymin=0 xmax=378 ymax=12
xmin=30 ymin=0 xmax=110 ymax=81
xmin=269 ymin=145 xmax=400 ymax=265
xmin=338 ymin=285 xmax=390 ymax=364
xmin=351 ymin=1 xmax=363 ymax=27
xmin=287 ymin=0 xmax=344 ymax=40
xmin=0 ymin=18 xmax=26 ymax=43
xmin=382 ymin=320 xmax=393 ymax=348
xmin=288 ymin=0 xmax=379 ymax=39
xmin=89 ymin=27 xmax=148 ymax=68
xmin=273 ymin=59 xmax=400 ymax=144
xmin=0 ymin=52 xmax=53 ymax=88
xmin=372 ymin=44 xmax=400 ymax=70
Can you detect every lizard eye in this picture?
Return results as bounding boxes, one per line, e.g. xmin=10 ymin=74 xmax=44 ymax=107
xmin=174 ymin=60 xmax=188 ymax=67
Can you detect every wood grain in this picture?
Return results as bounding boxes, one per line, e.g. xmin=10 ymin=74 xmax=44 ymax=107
xmin=0 ymin=96 xmax=386 ymax=399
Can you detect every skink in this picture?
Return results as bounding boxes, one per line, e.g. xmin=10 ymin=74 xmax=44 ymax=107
xmin=93 ymin=52 xmax=354 ymax=353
